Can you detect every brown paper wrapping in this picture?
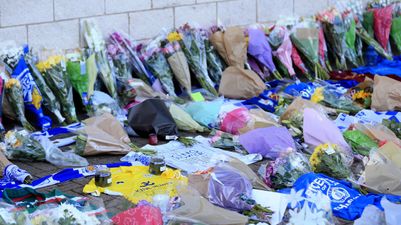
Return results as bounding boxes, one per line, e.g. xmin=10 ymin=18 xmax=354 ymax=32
xmin=167 ymin=51 xmax=192 ymax=94
xmin=371 ymin=76 xmax=401 ymax=111
xmin=210 ymin=31 xmax=230 ymax=66
xmin=379 ymin=142 xmax=401 ymax=169
xmin=239 ymin=108 xmax=279 ymax=134
xmin=354 ymin=123 xmax=401 ymax=147
xmin=219 ymin=66 xmax=265 ymax=99
xmin=280 ymin=97 xmax=335 ymax=122
xmin=211 ymin=27 xmax=266 ymax=99
xmin=363 ymin=151 xmax=401 ymax=195
xmin=81 ymin=113 xmax=132 ymax=156
xmin=169 ymin=188 xmax=248 ymax=225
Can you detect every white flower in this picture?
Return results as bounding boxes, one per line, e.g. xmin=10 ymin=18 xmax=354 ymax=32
xmin=48 ymin=203 xmax=101 ymax=225
xmin=288 ymin=188 xmax=305 ymax=209
xmin=306 ymin=191 xmax=331 ymax=212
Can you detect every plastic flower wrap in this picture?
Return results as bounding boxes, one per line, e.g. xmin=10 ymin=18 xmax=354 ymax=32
xmin=269 ymin=26 xmax=296 ymax=77
xmin=0 ymin=201 xmax=30 ymax=225
xmin=37 ymin=54 xmax=78 ymax=124
xmin=0 ymin=77 xmax=5 ymax=134
xmin=203 ymin=29 xmax=225 ymax=84
xmin=107 ymin=33 xmax=132 ymax=80
xmin=311 ymin=82 xmax=362 ymax=114
xmin=178 ymin=25 xmax=218 ymax=96
xmin=373 ymin=4 xmax=393 ymax=51
xmin=206 ymin=164 xmax=273 ymax=223
xmin=164 ymin=35 xmax=192 ymax=96
xmin=1 ymin=45 xmax=52 ymax=130
xmin=356 ymin=18 xmax=393 ymax=60
xmin=4 ymin=130 xmax=45 ymax=161
xmin=291 ymin=20 xmax=329 ymax=80
xmin=30 ymin=203 xmax=104 ymax=225
xmin=143 ymin=38 xmax=177 ymax=98
xmin=283 ymin=188 xmax=334 ymax=225
xmin=112 ymin=32 xmax=160 ymax=91
xmin=291 ymin=46 xmax=311 ymax=79
xmin=4 ymin=130 xmax=88 ymax=167
xmin=4 ymin=79 xmax=34 ymax=131
xmin=391 ymin=14 xmax=401 ymax=53
xmin=309 ymin=143 xmax=351 ymax=179
xmin=66 ymin=51 xmax=89 ymax=106
xmin=25 ymin=52 xmax=65 ymax=123
xmin=82 ymin=19 xmax=117 ymax=99
xmin=261 ymin=150 xmax=311 ymax=189
xmin=343 ymin=129 xmax=378 ymax=156
xmin=248 ymin=28 xmax=282 ymax=80
xmin=317 ymin=8 xmax=348 ymax=70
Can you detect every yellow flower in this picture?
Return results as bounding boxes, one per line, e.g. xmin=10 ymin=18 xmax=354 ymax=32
xmin=353 ymin=90 xmax=371 ymax=100
xmin=32 ymin=87 xmax=43 ymax=110
xmin=167 ymin=32 xmax=182 ymax=42
xmin=5 ymin=78 xmax=20 ymax=89
xmin=5 ymin=131 xmax=22 ymax=148
xmin=36 ymin=55 xmax=64 ymax=72
xmin=311 ymin=87 xmax=324 ymax=103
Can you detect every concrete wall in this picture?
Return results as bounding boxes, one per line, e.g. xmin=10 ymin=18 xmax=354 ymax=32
xmin=0 ymin=0 xmax=368 ymax=50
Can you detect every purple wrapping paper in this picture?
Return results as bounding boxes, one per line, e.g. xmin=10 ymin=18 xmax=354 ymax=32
xmin=207 ymin=165 xmax=253 ymax=211
xmin=248 ymin=29 xmax=277 ymax=73
xmin=303 ymin=108 xmax=352 ymax=154
xmin=239 ymin=126 xmax=296 ymax=159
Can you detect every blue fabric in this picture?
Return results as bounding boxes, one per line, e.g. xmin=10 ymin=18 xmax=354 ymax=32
xmin=279 ymin=173 xmax=401 ymax=221
xmin=240 ymin=90 xmax=278 ymax=112
xmin=12 ymin=55 xmax=51 ymax=130
xmin=284 ymin=82 xmax=316 ymax=100
xmin=326 ymin=80 xmax=359 ymax=89
xmin=353 ymin=56 xmax=401 ymax=76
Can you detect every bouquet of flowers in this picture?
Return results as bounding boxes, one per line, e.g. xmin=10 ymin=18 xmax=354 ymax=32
xmin=164 ymin=33 xmax=192 ymax=96
xmin=203 ymin=30 xmax=225 ymax=84
xmin=4 ymin=130 xmax=45 ymax=161
xmin=30 ymin=203 xmax=103 ymax=225
xmin=356 ymin=23 xmax=393 ymax=60
xmin=284 ymin=188 xmax=334 ymax=225
xmin=311 ymin=84 xmax=362 ymax=114
xmin=107 ymin=33 xmax=132 ymax=80
xmin=207 ymin=165 xmax=273 ymax=223
xmin=248 ymin=28 xmax=283 ymax=80
xmin=261 ymin=150 xmax=311 ymax=189
xmin=112 ymin=32 xmax=159 ymax=87
xmin=318 ymin=8 xmax=348 ymax=70
xmin=66 ymin=51 xmax=89 ymax=106
xmin=1 ymin=45 xmax=52 ymax=130
xmin=309 ymin=143 xmax=351 ymax=179
xmin=382 ymin=118 xmax=401 ymax=139
xmin=0 ymin=202 xmax=30 ymax=225
xmin=291 ymin=21 xmax=329 ymax=80
xmin=4 ymin=79 xmax=34 ymax=131
xmin=343 ymin=130 xmax=378 ymax=156
xmin=82 ymin=20 xmax=117 ymax=99
xmin=178 ymin=25 xmax=218 ymax=96
xmin=209 ymin=130 xmax=245 ymax=153
xmin=291 ymin=45 xmax=312 ymax=79
xmin=25 ymin=52 xmax=65 ymax=123
xmin=269 ymin=26 xmax=296 ymax=77
xmin=36 ymin=54 xmax=78 ymax=124
xmin=373 ymin=4 xmax=394 ymax=52
xmin=143 ymin=38 xmax=177 ymax=98
xmin=0 ymin=77 xmax=4 ymax=134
